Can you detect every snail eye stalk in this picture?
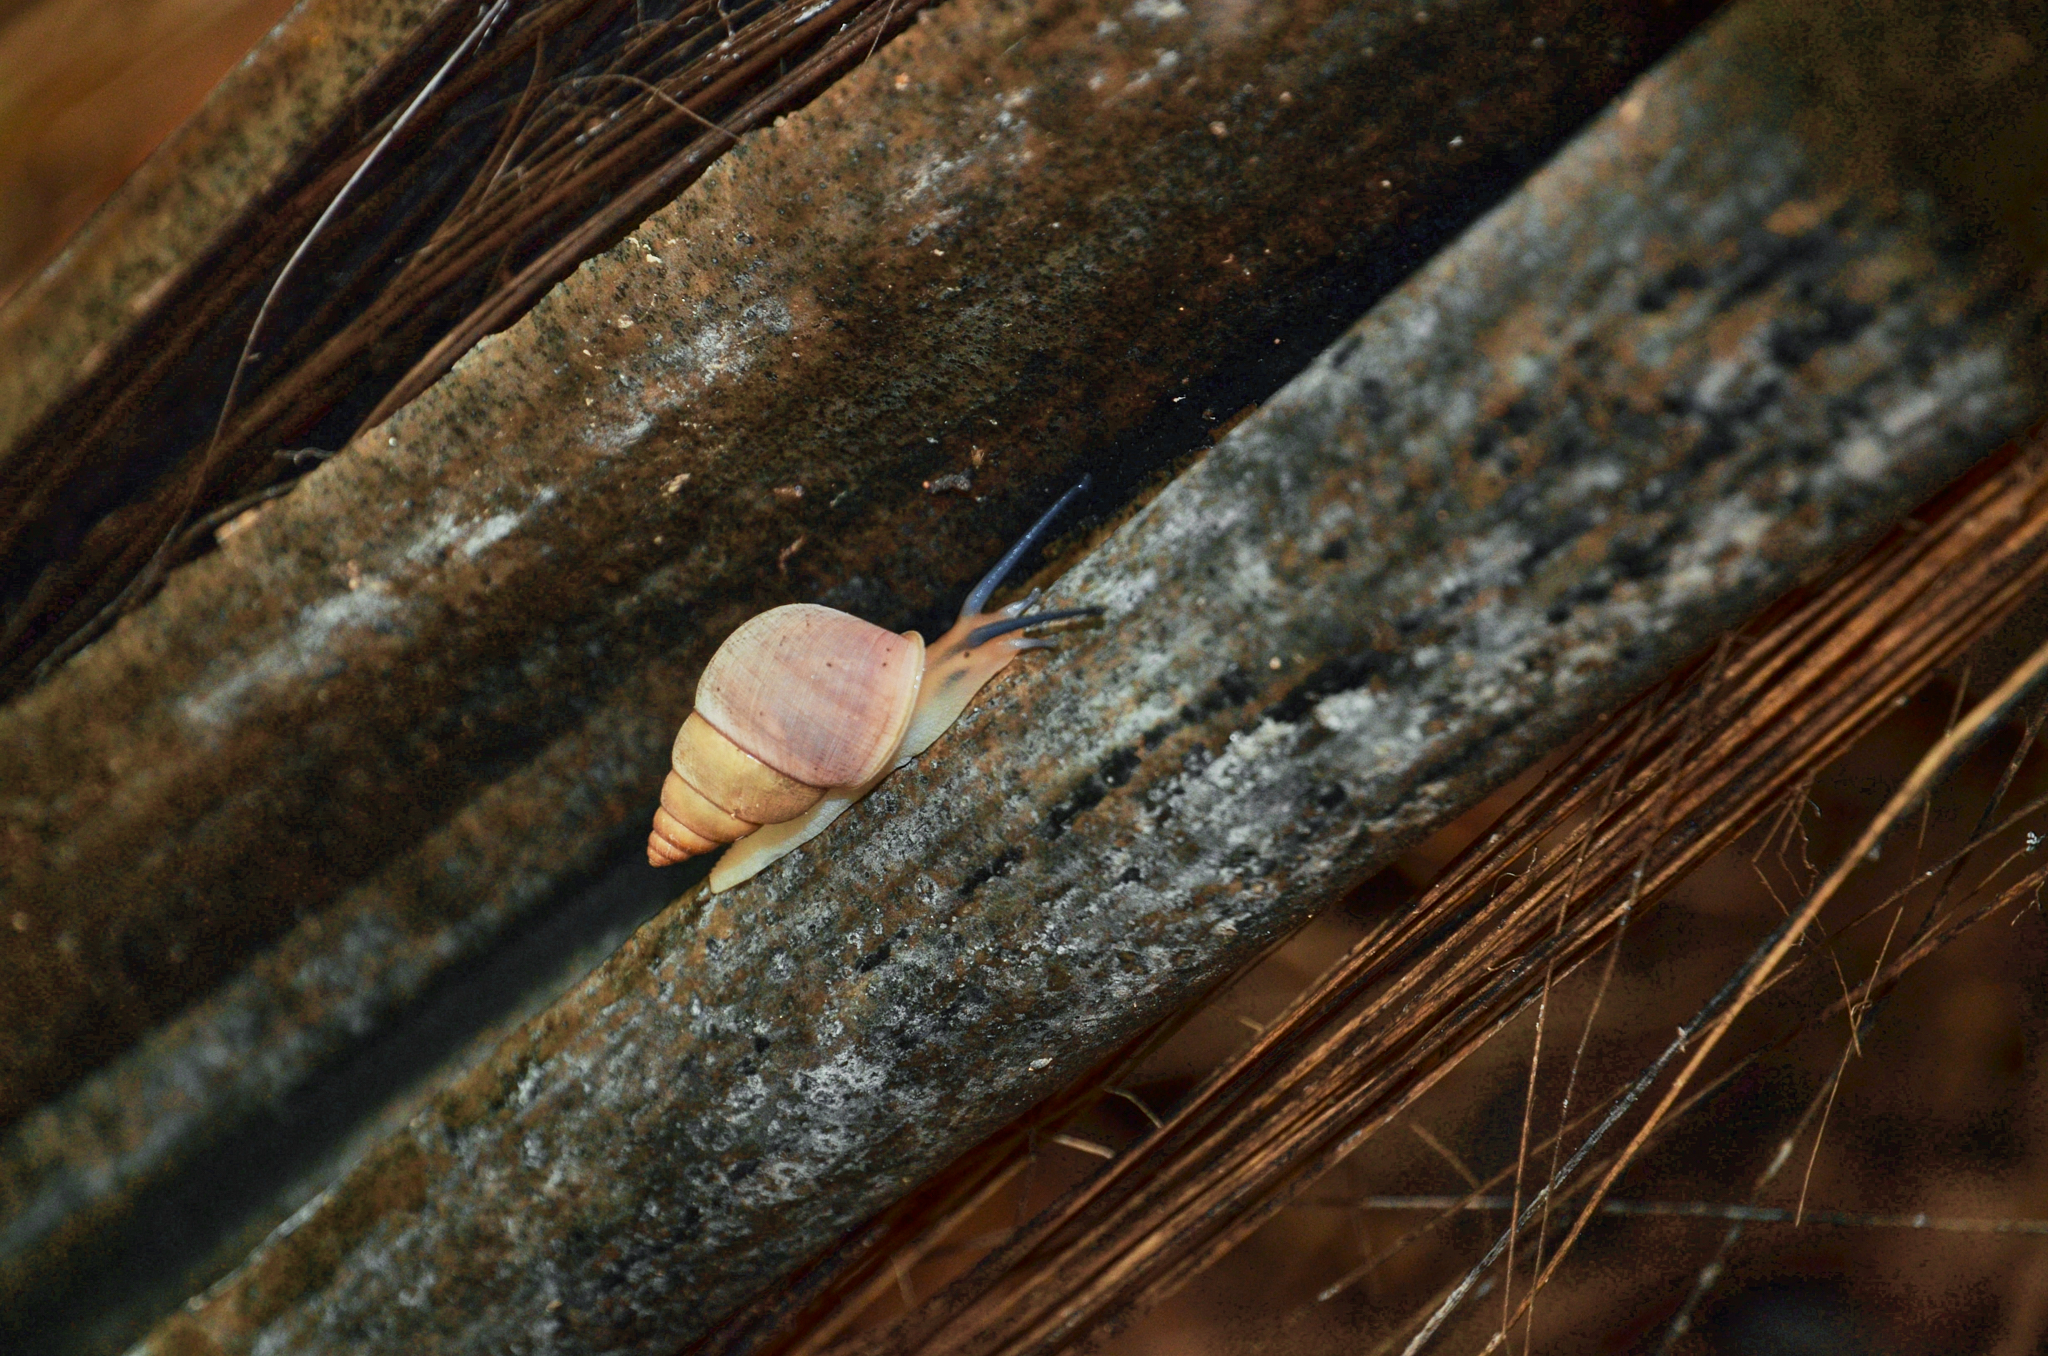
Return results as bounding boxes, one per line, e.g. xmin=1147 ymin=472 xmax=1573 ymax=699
xmin=959 ymin=475 xmax=1093 ymax=620
xmin=963 ymin=607 xmax=1103 ymax=651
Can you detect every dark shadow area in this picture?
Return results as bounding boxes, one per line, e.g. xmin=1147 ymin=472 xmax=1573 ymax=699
xmin=3 ymin=837 xmax=706 ymax=1356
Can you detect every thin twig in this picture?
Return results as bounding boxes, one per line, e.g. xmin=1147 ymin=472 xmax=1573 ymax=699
xmin=1319 ymin=1194 xmax=2048 ymax=1237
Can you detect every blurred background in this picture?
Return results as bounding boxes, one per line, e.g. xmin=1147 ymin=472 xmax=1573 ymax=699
xmin=0 ymin=0 xmax=296 ymax=308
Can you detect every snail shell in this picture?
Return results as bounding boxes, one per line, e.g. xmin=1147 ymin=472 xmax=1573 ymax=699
xmin=648 ymin=480 xmax=1099 ymax=893
xmin=651 ymin=604 xmax=921 ymax=861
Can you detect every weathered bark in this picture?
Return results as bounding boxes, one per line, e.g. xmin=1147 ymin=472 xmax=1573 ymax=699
xmin=0 ymin=2 xmax=1732 ymax=1349
xmin=85 ymin=0 xmax=2048 ymax=1351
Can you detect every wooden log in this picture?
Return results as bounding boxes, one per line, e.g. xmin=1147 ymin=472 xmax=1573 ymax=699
xmin=80 ymin=0 xmax=2048 ymax=1351
xmin=0 ymin=7 xmax=1737 ymax=1352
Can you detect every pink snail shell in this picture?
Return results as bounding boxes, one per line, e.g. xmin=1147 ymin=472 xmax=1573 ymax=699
xmin=648 ymin=481 xmax=1098 ymax=893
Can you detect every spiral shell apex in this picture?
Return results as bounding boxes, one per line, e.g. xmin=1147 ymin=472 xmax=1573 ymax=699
xmin=647 ymin=604 xmax=924 ymax=866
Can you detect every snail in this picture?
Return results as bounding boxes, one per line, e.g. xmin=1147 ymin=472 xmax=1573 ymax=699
xmin=649 ymin=479 xmax=1100 ymax=893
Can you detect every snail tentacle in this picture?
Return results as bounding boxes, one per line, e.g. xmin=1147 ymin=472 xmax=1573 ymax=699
xmin=960 ymin=606 xmax=1101 ymax=652
xmin=958 ymin=476 xmax=1091 ymax=619
xmin=1001 ymin=587 xmax=1044 ymax=619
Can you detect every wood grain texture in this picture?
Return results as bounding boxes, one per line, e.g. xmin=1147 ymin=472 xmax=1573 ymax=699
xmin=100 ymin=0 xmax=2048 ymax=1350
xmin=0 ymin=23 xmax=1730 ymax=1355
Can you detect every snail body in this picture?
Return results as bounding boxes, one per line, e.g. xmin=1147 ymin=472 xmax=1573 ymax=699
xmin=649 ymin=480 xmax=1097 ymax=893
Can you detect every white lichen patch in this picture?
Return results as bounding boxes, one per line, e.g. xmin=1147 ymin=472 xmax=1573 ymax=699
xmin=1834 ymin=434 xmax=1887 ymax=483
xmin=402 ymin=514 xmax=470 ymax=563
xmin=1659 ymin=496 xmax=1772 ymax=601
xmin=1878 ymin=388 xmax=1941 ymax=439
xmin=180 ymin=587 xmax=402 ymax=729
xmin=178 ymin=482 xmax=563 ymax=732
xmin=902 ymin=151 xmax=977 ymax=204
xmin=1066 ymin=561 xmax=1160 ymax=617
xmin=1561 ymin=457 xmax=1626 ymax=498
xmin=639 ymin=297 xmax=796 ymax=421
xmin=401 ymin=486 xmax=561 ymax=565
xmin=1311 ymin=686 xmax=1381 ymax=734
xmin=1205 ymin=719 xmax=1296 ymax=784
xmin=584 ymin=409 xmax=657 ymax=458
